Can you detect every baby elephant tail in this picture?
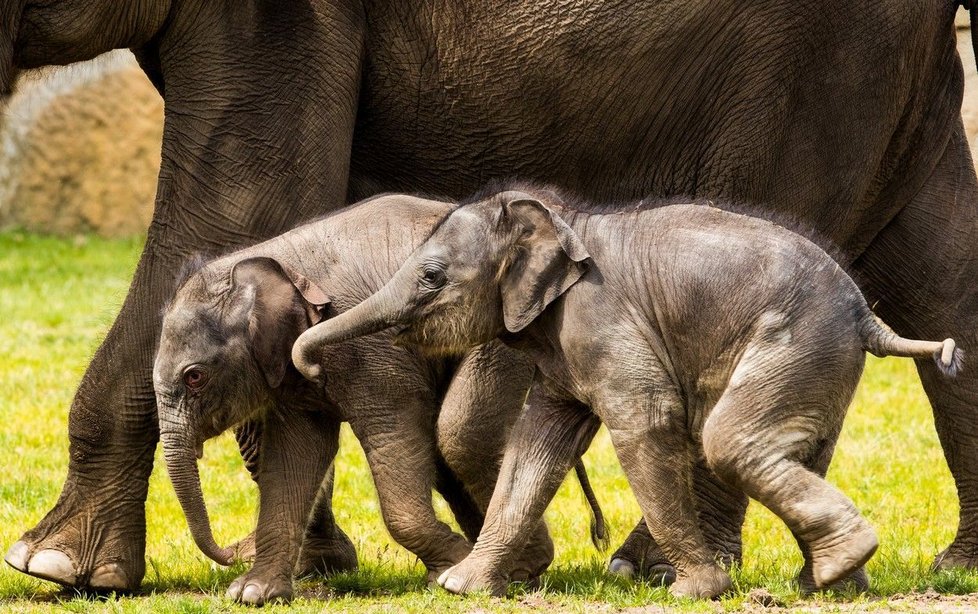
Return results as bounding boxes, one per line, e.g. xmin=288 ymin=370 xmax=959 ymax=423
xmin=858 ymin=310 xmax=963 ymax=377
xmin=574 ymin=460 xmax=610 ymax=551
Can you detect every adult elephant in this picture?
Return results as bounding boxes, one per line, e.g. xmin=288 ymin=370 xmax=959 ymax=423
xmin=2 ymin=0 xmax=978 ymax=593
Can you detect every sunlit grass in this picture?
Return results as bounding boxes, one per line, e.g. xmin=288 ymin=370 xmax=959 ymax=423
xmin=0 ymin=230 xmax=973 ymax=612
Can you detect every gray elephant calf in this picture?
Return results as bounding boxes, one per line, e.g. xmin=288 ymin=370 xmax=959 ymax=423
xmin=293 ymin=184 xmax=962 ymax=599
xmin=152 ymin=194 xmax=604 ymax=605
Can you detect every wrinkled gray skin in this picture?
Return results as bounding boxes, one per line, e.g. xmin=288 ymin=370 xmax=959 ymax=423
xmin=5 ymin=0 xmax=978 ymax=595
xmin=293 ymin=187 xmax=964 ymax=598
xmin=153 ymin=194 xmax=562 ymax=605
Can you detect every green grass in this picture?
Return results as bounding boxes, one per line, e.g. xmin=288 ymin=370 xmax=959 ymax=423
xmin=0 ymin=230 xmax=974 ymax=612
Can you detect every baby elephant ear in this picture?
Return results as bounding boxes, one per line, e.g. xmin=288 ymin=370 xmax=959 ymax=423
xmin=230 ymin=257 xmax=331 ymax=388
xmin=500 ymin=197 xmax=590 ymax=333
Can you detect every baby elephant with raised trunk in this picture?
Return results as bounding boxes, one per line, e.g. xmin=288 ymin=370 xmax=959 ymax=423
xmin=153 ymin=194 xmax=605 ymax=605
xmin=294 ymin=184 xmax=962 ymax=599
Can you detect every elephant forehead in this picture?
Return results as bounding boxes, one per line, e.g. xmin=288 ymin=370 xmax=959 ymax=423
xmin=437 ymin=208 xmax=492 ymax=248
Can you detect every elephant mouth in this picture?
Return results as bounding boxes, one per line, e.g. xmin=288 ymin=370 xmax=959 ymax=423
xmin=195 ymin=441 xmax=204 ymax=460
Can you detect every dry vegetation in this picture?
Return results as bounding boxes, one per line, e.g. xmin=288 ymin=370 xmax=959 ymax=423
xmin=0 ymin=51 xmax=161 ymax=237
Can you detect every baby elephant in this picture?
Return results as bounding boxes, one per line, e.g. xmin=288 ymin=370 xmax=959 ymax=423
xmin=294 ymin=184 xmax=962 ymax=599
xmin=153 ymin=194 xmax=603 ymax=605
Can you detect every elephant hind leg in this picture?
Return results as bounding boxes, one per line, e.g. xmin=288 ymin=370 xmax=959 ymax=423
xmin=608 ymin=463 xmax=745 ymax=585
xmin=701 ymin=351 xmax=875 ymax=589
xmin=792 ymin=437 xmax=869 ymax=594
xmin=853 ymin=120 xmax=978 ymax=571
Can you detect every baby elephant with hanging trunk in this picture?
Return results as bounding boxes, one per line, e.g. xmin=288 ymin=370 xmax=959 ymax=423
xmin=293 ymin=184 xmax=963 ymax=599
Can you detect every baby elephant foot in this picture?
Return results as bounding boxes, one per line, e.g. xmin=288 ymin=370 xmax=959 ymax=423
xmin=669 ymin=564 xmax=731 ymax=600
xmin=437 ymin=557 xmax=508 ymax=597
xmin=797 ymin=562 xmax=869 ymax=595
xmin=227 ymin=570 xmax=293 ymax=606
xmin=296 ymin=531 xmax=359 ymax=577
xmin=607 ymin=529 xmax=677 ymax=585
xmin=509 ymin=530 xmax=553 ymax=589
xmin=810 ymin=523 xmax=878 ymax=589
xmin=608 ymin=557 xmax=677 ymax=585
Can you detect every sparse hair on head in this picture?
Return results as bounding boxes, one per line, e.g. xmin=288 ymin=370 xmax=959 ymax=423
xmin=452 ymin=177 xmax=847 ymax=268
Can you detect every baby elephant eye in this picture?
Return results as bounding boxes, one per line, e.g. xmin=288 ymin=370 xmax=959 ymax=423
xmin=183 ymin=367 xmax=208 ymax=391
xmin=420 ymin=267 xmax=447 ymax=288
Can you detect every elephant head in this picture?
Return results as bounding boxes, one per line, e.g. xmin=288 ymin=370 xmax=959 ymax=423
xmin=153 ymin=256 xmax=329 ymax=565
xmin=292 ymin=190 xmax=590 ymax=381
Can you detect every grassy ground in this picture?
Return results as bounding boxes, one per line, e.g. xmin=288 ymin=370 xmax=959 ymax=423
xmin=0 ymin=230 xmax=975 ymax=613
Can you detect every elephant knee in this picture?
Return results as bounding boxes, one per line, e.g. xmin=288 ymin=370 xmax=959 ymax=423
xmin=702 ymin=428 xmax=747 ymax=488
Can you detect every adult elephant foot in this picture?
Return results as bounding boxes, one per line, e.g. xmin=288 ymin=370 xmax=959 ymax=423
xmin=933 ymin=543 xmax=978 ymax=571
xmin=4 ymin=445 xmax=152 ymax=592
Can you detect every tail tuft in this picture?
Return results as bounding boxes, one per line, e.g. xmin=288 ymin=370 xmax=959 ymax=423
xmin=936 ymin=339 xmax=964 ymax=377
xmin=589 ymin=514 xmax=610 ymax=553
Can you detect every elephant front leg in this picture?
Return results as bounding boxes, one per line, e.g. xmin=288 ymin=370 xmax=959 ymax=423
xmin=226 ymin=409 xmax=338 ymax=606
xmin=436 ymin=342 xmax=553 ymax=584
xmin=296 ymin=465 xmax=358 ymax=577
xmin=354 ymin=410 xmax=473 ymax=583
xmin=4 ymin=241 xmax=174 ymax=591
xmin=438 ymin=388 xmax=600 ymax=596
xmin=229 ymin=420 xmax=357 ymax=576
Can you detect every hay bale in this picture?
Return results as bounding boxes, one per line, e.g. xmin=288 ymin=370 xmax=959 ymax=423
xmin=0 ymin=50 xmax=162 ymax=237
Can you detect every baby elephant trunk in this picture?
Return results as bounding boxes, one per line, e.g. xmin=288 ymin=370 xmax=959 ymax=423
xmin=292 ymin=276 xmax=408 ymax=383
xmin=858 ymin=310 xmax=963 ymax=376
xmin=159 ymin=423 xmax=234 ymax=566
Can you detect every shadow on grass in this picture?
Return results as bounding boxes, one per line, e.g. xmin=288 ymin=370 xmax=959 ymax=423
xmin=4 ymin=557 xmax=978 ymax=610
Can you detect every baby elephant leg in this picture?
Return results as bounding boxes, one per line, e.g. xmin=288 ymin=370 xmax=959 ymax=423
xmin=610 ymin=464 xmax=746 ymax=584
xmin=702 ymin=360 xmax=876 ymax=590
xmin=793 ymin=439 xmax=869 ymax=594
xmin=602 ymin=391 xmax=731 ymax=600
xmin=227 ymin=410 xmax=338 ymax=605
xmin=438 ymin=387 xmax=600 ymax=596
xmin=353 ymin=399 xmax=474 ymax=583
xmin=230 ymin=420 xmax=357 ymax=576
xmin=437 ymin=342 xmax=552 ymax=585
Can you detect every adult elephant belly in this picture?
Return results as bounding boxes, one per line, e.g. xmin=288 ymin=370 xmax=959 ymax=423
xmin=351 ymin=0 xmax=958 ymax=260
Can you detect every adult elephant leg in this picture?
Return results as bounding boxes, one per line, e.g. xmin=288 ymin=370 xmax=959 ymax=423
xmin=3 ymin=229 xmax=191 ymax=591
xmin=3 ymin=0 xmax=365 ymax=590
xmin=853 ymin=119 xmax=978 ymax=569
xmin=229 ymin=420 xmax=357 ymax=576
xmin=436 ymin=342 xmax=553 ymax=584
